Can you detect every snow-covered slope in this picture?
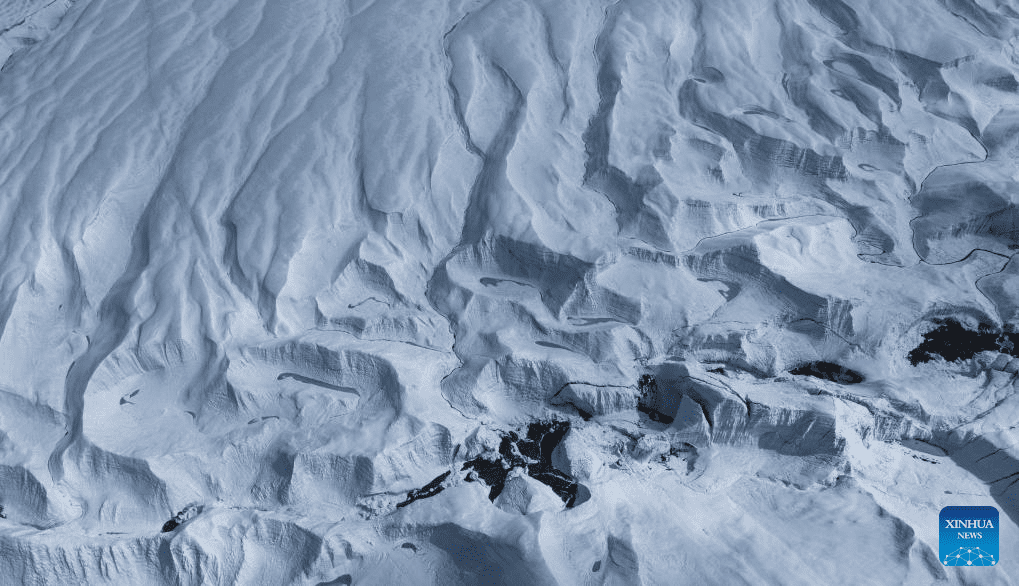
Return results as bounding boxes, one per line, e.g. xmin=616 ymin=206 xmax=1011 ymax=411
xmin=0 ymin=0 xmax=1018 ymax=583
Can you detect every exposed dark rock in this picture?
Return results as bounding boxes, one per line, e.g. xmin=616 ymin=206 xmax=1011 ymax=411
xmin=396 ymin=471 xmax=451 ymax=508
xmin=789 ymin=361 xmax=864 ymax=384
xmin=160 ymin=504 xmax=200 ymax=533
xmin=462 ymin=456 xmax=511 ymax=501
xmin=908 ymin=319 xmax=1014 ymax=365
xmin=462 ymin=420 xmax=582 ymax=508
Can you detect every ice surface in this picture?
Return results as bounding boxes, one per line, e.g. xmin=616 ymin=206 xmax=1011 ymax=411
xmin=0 ymin=0 xmax=1019 ymax=583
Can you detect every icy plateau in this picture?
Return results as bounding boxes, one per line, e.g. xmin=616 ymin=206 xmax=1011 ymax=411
xmin=0 ymin=0 xmax=1018 ymax=584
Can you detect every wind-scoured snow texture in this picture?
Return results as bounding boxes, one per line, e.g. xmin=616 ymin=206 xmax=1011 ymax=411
xmin=0 ymin=0 xmax=74 ymax=69
xmin=1 ymin=0 xmax=1019 ymax=583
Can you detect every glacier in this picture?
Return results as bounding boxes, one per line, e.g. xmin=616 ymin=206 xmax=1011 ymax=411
xmin=0 ymin=0 xmax=1018 ymax=583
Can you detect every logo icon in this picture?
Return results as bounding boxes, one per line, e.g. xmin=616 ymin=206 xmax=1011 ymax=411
xmin=940 ymin=506 xmax=999 ymax=567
